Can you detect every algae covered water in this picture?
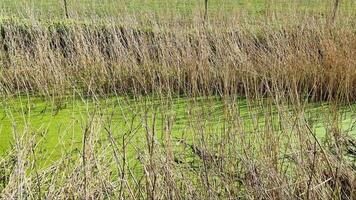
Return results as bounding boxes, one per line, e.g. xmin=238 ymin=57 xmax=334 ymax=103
xmin=1 ymin=95 xmax=354 ymax=164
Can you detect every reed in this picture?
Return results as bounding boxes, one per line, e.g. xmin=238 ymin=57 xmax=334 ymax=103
xmin=0 ymin=14 xmax=355 ymax=102
xmin=0 ymin=7 xmax=355 ymax=200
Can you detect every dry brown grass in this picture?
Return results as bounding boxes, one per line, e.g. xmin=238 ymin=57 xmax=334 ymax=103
xmin=0 ymin=13 xmax=355 ymax=101
xmin=0 ymin=10 xmax=355 ymax=200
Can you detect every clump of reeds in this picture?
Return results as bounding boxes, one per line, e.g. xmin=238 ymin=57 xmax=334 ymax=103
xmin=0 ymin=11 xmax=355 ymax=102
xmin=0 ymin=7 xmax=355 ymax=200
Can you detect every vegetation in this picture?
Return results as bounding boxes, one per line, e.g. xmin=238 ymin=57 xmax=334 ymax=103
xmin=0 ymin=1 xmax=355 ymax=199
xmin=0 ymin=0 xmax=355 ymax=21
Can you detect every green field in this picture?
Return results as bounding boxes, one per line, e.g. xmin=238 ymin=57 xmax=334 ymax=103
xmin=0 ymin=0 xmax=355 ymax=20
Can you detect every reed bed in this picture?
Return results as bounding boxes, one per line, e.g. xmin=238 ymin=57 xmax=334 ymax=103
xmin=0 ymin=9 xmax=355 ymax=200
xmin=0 ymin=14 xmax=355 ymax=101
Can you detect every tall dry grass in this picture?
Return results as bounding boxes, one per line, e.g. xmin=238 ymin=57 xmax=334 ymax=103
xmin=0 ymin=13 xmax=355 ymax=102
xmin=0 ymin=9 xmax=355 ymax=200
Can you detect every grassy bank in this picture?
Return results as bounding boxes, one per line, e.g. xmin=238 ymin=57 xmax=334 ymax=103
xmin=1 ymin=16 xmax=355 ymax=101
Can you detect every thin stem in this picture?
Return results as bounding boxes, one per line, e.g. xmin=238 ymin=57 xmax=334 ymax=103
xmin=63 ymin=0 xmax=69 ymax=18
xmin=204 ymin=0 xmax=208 ymax=21
xmin=331 ymin=0 xmax=340 ymax=24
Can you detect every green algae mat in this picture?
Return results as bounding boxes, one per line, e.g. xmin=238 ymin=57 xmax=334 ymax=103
xmin=0 ymin=95 xmax=355 ymax=167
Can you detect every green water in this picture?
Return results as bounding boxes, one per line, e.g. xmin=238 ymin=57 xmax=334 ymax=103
xmin=0 ymin=96 xmax=355 ymax=167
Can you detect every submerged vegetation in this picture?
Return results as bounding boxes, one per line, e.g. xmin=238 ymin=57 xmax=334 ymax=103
xmin=0 ymin=1 xmax=355 ymax=199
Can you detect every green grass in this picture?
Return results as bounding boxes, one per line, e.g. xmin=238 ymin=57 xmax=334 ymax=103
xmin=0 ymin=0 xmax=355 ymax=21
